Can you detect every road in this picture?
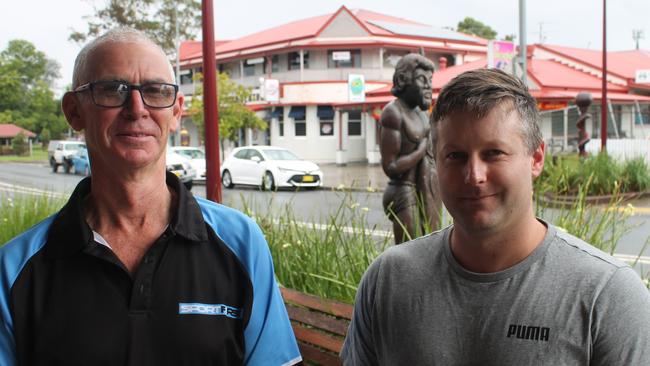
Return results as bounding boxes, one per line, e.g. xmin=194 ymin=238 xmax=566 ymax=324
xmin=1 ymin=162 xmax=648 ymax=272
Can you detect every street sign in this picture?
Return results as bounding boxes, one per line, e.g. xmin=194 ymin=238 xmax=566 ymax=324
xmin=635 ymin=70 xmax=650 ymax=84
xmin=348 ymin=74 xmax=365 ymax=102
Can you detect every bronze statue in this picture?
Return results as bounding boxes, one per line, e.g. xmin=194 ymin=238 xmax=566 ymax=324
xmin=380 ymin=54 xmax=440 ymax=244
xmin=575 ymin=92 xmax=592 ymax=159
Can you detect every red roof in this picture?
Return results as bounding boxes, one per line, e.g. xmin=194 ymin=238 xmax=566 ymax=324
xmin=536 ymin=44 xmax=650 ymax=80
xmin=528 ymin=58 xmax=626 ymax=92
xmin=180 ymin=6 xmax=486 ymax=62
xmin=0 ymin=124 xmax=36 ymax=138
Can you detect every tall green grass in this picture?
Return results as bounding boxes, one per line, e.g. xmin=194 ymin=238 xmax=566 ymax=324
xmin=0 ymin=193 xmax=64 ymax=245
xmin=238 ymin=191 xmax=390 ymax=304
xmin=537 ymin=153 xmax=650 ymax=196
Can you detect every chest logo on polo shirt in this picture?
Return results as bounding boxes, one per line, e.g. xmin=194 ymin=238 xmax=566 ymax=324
xmin=507 ymin=324 xmax=550 ymax=341
xmin=179 ymin=303 xmax=242 ymax=319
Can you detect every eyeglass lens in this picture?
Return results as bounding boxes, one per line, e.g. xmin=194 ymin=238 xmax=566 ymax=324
xmin=91 ymin=81 xmax=177 ymax=108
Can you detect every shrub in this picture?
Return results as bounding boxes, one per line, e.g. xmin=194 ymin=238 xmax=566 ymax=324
xmin=11 ymin=132 xmax=28 ymax=156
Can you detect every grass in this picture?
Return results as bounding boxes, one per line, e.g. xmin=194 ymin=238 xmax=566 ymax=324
xmin=0 ymin=149 xmax=48 ymax=163
xmin=0 ymin=193 xmax=64 ymax=245
xmin=537 ymin=153 xmax=650 ymax=196
xmin=237 ymin=191 xmax=391 ymax=304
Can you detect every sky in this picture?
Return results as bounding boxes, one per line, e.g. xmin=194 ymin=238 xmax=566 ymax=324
xmin=1 ymin=0 xmax=648 ymax=96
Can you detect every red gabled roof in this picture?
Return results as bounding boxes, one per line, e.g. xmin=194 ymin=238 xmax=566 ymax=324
xmin=0 ymin=124 xmax=36 ymax=138
xmin=180 ymin=6 xmax=486 ymax=62
xmin=537 ymin=44 xmax=650 ymax=80
xmin=528 ymin=58 xmax=626 ymax=92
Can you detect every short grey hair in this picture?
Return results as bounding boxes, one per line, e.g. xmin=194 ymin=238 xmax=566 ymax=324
xmin=431 ymin=68 xmax=542 ymax=156
xmin=72 ymin=27 xmax=173 ymax=88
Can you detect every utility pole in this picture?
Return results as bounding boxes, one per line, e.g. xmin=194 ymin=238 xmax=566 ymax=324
xmin=202 ymin=0 xmax=222 ymax=203
xmin=632 ymin=29 xmax=644 ymax=50
xmin=519 ymin=0 xmax=527 ymax=84
xmin=601 ymin=0 xmax=608 ymax=151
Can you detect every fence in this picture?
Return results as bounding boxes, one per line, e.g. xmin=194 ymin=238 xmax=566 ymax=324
xmin=585 ymin=138 xmax=650 ymax=165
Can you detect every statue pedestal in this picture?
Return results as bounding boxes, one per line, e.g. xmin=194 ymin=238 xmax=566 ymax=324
xmin=336 ymin=150 xmax=347 ymax=166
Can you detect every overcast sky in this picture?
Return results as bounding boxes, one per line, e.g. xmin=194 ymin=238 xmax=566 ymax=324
xmin=1 ymin=0 xmax=648 ymax=95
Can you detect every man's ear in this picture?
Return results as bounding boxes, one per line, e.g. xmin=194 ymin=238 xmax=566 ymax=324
xmin=531 ymin=141 xmax=545 ymax=179
xmin=62 ymin=92 xmax=85 ymax=132
xmin=170 ymin=92 xmax=185 ymax=132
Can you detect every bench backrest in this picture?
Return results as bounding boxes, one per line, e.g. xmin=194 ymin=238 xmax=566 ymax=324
xmin=281 ymin=287 xmax=354 ymax=366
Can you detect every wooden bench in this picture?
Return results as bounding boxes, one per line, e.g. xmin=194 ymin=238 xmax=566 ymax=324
xmin=280 ymin=287 xmax=354 ymax=365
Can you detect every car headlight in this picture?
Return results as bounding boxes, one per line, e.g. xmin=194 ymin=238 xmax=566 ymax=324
xmin=278 ymin=167 xmax=301 ymax=173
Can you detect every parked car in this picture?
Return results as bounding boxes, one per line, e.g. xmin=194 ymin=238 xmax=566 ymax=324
xmin=168 ymin=146 xmax=206 ymax=182
xmin=47 ymin=140 xmax=86 ymax=173
xmin=221 ymin=146 xmax=323 ymax=190
xmin=70 ymin=148 xmax=91 ymax=176
xmin=166 ymin=152 xmax=195 ymax=191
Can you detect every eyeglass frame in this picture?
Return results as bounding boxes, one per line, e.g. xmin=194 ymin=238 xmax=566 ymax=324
xmin=73 ymin=80 xmax=179 ymax=109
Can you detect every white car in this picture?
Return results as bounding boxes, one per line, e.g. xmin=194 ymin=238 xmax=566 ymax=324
xmin=166 ymin=152 xmax=196 ymax=191
xmin=47 ymin=140 xmax=86 ymax=173
xmin=221 ymin=146 xmax=323 ymax=190
xmin=168 ymin=146 xmax=206 ymax=182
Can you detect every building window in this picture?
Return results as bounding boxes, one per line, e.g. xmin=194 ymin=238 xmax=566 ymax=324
xmin=317 ymin=106 xmax=335 ymax=136
xmin=348 ymin=110 xmax=362 ymax=136
xmin=288 ymin=51 xmax=309 ymax=70
xmin=244 ymin=63 xmax=255 ymax=77
xmin=272 ymin=55 xmax=280 ymax=73
xmin=289 ymin=106 xmax=306 ymax=136
xmin=328 ymin=49 xmax=361 ymax=68
xmin=179 ymin=69 xmax=193 ymax=85
xmin=272 ymin=107 xmax=284 ymax=137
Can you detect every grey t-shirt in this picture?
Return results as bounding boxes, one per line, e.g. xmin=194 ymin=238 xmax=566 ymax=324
xmin=340 ymin=223 xmax=650 ymax=365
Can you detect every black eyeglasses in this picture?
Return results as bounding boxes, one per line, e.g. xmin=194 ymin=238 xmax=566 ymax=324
xmin=74 ymin=80 xmax=179 ymax=108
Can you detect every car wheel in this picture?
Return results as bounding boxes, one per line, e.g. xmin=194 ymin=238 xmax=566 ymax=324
xmin=222 ymin=170 xmax=234 ymax=188
xmin=63 ymin=160 xmax=72 ymax=174
xmin=51 ymin=159 xmax=59 ymax=173
xmin=262 ymin=171 xmax=275 ymax=191
xmin=184 ymin=180 xmax=193 ymax=191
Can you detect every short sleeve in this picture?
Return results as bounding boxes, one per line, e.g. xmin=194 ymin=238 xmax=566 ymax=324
xmin=340 ymin=258 xmax=381 ymax=366
xmin=590 ymin=267 xmax=650 ymax=365
xmin=239 ymin=221 xmax=301 ymax=366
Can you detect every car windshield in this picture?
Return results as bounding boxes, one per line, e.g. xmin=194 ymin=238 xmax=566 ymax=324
xmin=68 ymin=143 xmax=85 ymax=150
xmin=177 ymin=149 xmax=205 ymax=159
xmin=262 ymin=149 xmax=299 ymax=161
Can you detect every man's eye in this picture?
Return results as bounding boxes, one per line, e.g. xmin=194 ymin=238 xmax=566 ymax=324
xmin=446 ymin=152 xmax=465 ymax=160
xmin=486 ymin=150 xmax=505 ymax=157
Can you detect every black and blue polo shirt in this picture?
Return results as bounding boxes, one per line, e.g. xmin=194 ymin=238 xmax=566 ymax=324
xmin=0 ymin=173 xmax=301 ymax=365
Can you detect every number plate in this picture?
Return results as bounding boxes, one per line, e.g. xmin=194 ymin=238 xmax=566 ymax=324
xmin=302 ymin=175 xmax=314 ymax=182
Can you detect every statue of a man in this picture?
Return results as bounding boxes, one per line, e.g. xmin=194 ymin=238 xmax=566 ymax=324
xmin=380 ymin=54 xmax=440 ymax=244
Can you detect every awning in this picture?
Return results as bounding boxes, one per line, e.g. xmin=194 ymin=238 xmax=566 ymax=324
xmin=317 ymin=106 xmax=334 ymax=119
xmin=271 ymin=107 xmax=284 ymax=118
xmin=288 ymin=106 xmax=305 ymax=119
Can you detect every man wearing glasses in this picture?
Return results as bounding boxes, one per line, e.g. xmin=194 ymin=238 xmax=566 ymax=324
xmin=0 ymin=28 xmax=301 ymax=366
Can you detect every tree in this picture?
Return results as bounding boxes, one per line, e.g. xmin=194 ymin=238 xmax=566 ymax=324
xmin=70 ymin=0 xmax=201 ymax=57
xmin=11 ymin=132 xmax=27 ymax=156
xmin=456 ymin=17 xmax=498 ymax=40
xmin=0 ymin=40 xmax=68 ymax=140
xmin=187 ymin=72 xmax=267 ymax=144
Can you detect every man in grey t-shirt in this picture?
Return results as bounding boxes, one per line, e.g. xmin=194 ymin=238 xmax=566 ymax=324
xmin=340 ymin=69 xmax=650 ymax=365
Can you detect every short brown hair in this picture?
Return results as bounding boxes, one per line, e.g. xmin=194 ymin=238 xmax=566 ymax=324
xmin=431 ymin=68 xmax=542 ymax=155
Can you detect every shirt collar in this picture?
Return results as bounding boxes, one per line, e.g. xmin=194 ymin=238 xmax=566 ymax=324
xmin=43 ymin=172 xmax=208 ymax=259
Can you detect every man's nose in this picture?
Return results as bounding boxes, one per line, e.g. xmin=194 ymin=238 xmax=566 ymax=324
xmin=464 ymin=156 xmax=487 ymax=185
xmin=123 ymin=89 xmax=148 ymax=117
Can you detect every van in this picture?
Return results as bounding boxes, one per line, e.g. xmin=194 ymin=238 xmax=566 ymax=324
xmin=48 ymin=140 xmax=86 ymax=173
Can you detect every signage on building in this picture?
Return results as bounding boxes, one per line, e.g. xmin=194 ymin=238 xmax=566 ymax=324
xmin=488 ymin=40 xmax=515 ymax=71
xmin=247 ymin=57 xmax=265 ymax=65
xmin=263 ymin=79 xmax=280 ymax=102
xmin=332 ymin=51 xmax=351 ymax=61
xmin=635 ymin=70 xmax=650 ymax=84
xmin=537 ymin=101 xmax=568 ymax=111
xmin=348 ymin=74 xmax=365 ymax=102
